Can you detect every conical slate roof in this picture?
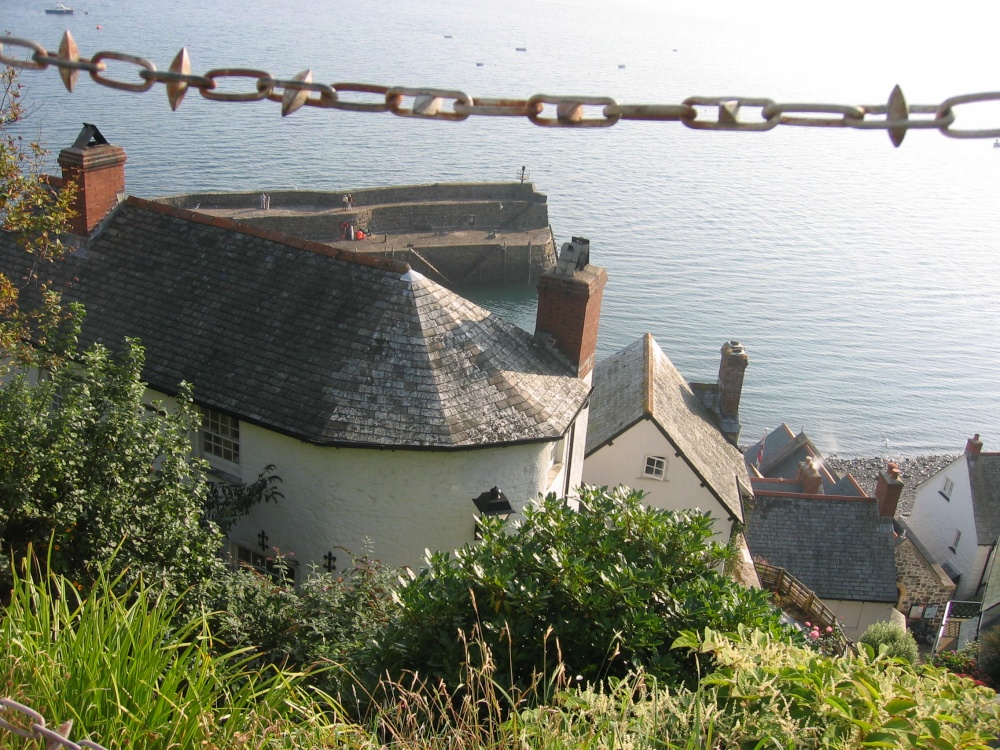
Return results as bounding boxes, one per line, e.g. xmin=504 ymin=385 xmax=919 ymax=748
xmin=0 ymin=198 xmax=589 ymax=448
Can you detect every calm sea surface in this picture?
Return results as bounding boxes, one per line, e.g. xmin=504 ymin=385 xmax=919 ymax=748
xmin=6 ymin=0 xmax=1000 ymax=457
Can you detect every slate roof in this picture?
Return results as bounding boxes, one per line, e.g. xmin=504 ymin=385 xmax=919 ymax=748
xmin=585 ymin=333 xmax=747 ymax=522
xmin=0 ymin=198 xmax=590 ymax=448
xmin=969 ymin=453 xmax=1000 ymax=545
xmin=744 ymin=493 xmax=898 ymax=603
xmin=744 ymin=423 xmax=847 ymax=493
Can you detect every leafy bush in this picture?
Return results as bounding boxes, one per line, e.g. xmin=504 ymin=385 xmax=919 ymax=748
xmin=380 ymin=485 xmax=788 ymax=691
xmin=213 ymin=546 xmax=398 ymax=698
xmin=977 ymin=623 xmax=1000 ymax=686
xmin=665 ymin=626 xmax=1000 ymax=748
xmin=859 ymin=621 xmax=919 ymax=665
xmin=0 ymin=339 xmax=226 ymax=601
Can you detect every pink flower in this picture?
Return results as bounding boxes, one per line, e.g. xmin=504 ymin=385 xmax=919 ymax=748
xmin=809 ymin=631 xmax=820 ymax=641
xmin=826 ymin=626 xmax=833 ymax=634
xmin=805 ymin=622 xmax=811 ymax=627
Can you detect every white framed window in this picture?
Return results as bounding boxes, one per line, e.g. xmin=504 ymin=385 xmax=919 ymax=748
xmin=643 ymin=455 xmax=667 ymax=480
xmin=940 ymin=477 xmax=955 ymax=501
xmin=200 ymin=407 xmax=240 ymax=465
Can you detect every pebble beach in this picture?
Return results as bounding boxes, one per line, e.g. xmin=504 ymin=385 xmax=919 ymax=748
xmin=824 ymin=455 xmax=957 ymax=517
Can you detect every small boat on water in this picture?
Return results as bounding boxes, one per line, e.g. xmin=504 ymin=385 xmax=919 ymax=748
xmin=45 ymin=4 xmax=75 ymax=13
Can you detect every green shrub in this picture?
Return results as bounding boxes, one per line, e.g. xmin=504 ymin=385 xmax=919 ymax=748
xmin=978 ymin=623 xmax=1000 ymax=685
xmin=212 ymin=547 xmax=398 ymax=698
xmin=859 ymin=621 xmax=919 ymax=664
xmin=380 ymin=485 xmax=789 ymax=691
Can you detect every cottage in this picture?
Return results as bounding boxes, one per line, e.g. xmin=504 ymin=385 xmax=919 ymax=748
xmin=906 ymin=434 xmax=1000 ymax=601
xmin=0 ymin=127 xmax=608 ymax=573
xmin=582 ymin=335 xmax=759 ymax=586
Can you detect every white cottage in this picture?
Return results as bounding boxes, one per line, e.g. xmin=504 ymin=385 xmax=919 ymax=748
xmin=0 ymin=128 xmax=608 ymax=573
xmin=906 ymin=435 xmax=1000 ymax=600
xmin=583 ymin=334 xmax=750 ymax=538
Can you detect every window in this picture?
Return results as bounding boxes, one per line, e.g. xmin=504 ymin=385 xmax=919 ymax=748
xmin=643 ymin=455 xmax=666 ymax=480
xmin=229 ymin=542 xmax=297 ymax=583
xmin=949 ymin=529 xmax=962 ymax=554
xmin=201 ymin=407 xmax=240 ymax=465
xmin=940 ymin=477 xmax=955 ymax=501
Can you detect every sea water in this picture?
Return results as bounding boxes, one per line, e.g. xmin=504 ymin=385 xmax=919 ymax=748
xmin=4 ymin=0 xmax=999 ymax=456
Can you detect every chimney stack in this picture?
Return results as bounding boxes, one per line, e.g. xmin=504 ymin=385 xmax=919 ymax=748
xmin=966 ymin=433 xmax=983 ymax=456
xmin=58 ymin=124 xmax=126 ymax=236
xmin=718 ymin=341 xmax=749 ymax=418
xmin=796 ymin=457 xmax=822 ymax=495
xmin=875 ymin=461 xmax=904 ymax=518
xmin=534 ymin=237 xmax=607 ymax=381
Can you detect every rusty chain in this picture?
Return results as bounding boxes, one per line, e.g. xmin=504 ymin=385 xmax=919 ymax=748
xmin=0 ymin=697 xmax=109 ymax=750
xmin=4 ymin=31 xmax=1000 ymax=145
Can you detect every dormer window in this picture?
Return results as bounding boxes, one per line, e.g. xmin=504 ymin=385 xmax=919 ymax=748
xmin=940 ymin=477 xmax=954 ymax=501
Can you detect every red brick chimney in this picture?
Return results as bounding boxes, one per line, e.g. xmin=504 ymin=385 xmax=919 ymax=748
xmin=796 ymin=458 xmax=822 ymax=495
xmin=966 ymin=433 xmax=983 ymax=456
xmin=875 ymin=461 xmax=904 ymax=517
xmin=58 ymin=124 xmax=126 ymax=236
xmin=534 ymin=237 xmax=607 ymax=380
xmin=718 ymin=341 xmax=749 ymax=418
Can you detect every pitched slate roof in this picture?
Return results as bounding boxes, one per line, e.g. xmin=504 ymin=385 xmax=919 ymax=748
xmin=744 ymin=493 xmax=898 ymax=603
xmin=0 ymin=198 xmax=590 ymax=448
xmin=745 ymin=424 xmax=845 ymax=493
xmin=969 ymin=453 xmax=1000 ymax=545
xmin=585 ymin=333 xmax=747 ymax=522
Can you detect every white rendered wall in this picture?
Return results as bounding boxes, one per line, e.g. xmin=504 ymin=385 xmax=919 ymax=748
xmin=907 ymin=457 xmax=977 ymax=596
xmin=582 ymin=418 xmax=734 ymax=537
xmin=828 ymin=599 xmax=897 ymax=642
xmin=228 ymin=420 xmax=562 ymax=571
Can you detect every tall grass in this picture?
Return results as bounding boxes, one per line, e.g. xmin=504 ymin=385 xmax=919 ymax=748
xmin=0 ymin=551 xmax=332 ymax=749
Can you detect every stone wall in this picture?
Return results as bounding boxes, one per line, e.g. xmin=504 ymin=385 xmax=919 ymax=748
xmin=364 ymin=239 xmax=557 ymax=286
xmin=229 ymin=200 xmax=547 ymax=239
xmin=896 ymin=536 xmax=956 ymax=629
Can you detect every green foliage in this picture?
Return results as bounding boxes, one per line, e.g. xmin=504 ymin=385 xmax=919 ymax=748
xmin=1 ymin=550 xmax=328 ymax=749
xmin=859 ymin=621 xmax=920 ymax=665
xmin=1 ymin=67 xmax=77 ymax=360
xmin=0 ymin=337 xmax=226 ymax=600
xmin=662 ymin=626 xmax=1000 ymax=748
xmin=212 ymin=546 xmax=398 ymax=697
xmin=381 ymin=486 xmax=787 ymax=691
xmin=976 ymin=623 xmax=1000 ymax=685
xmin=930 ymin=641 xmax=994 ymax=688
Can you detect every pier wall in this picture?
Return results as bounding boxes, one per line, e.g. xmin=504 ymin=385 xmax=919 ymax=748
xmin=364 ymin=239 xmax=557 ymax=286
xmin=155 ymin=182 xmax=554 ymax=285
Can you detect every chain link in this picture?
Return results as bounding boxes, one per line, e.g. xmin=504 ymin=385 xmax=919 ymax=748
xmin=0 ymin=697 xmax=109 ymax=750
xmin=4 ymin=31 xmax=1000 ymax=145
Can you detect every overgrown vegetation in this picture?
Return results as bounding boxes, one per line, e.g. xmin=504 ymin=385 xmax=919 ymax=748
xmin=381 ymin=486 xmax=790 ymax=691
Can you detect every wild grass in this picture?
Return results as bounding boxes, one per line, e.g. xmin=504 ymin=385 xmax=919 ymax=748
xmin=0 ymin=551 xmax=332 ymax=749
xmin=2 ymin=555 xmax=997 ymax=749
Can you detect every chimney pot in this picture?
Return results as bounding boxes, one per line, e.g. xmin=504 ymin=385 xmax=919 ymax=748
xmin=718 ymin=340 xmax=749 ymax=418
xmin=58 ymin=124 xmax=126 ymax=236
xmin=534 ymin=238 xmax=607 ymax=381
xmin=796 ymin=458 xmax=822 ymax=495
xmin=966 ymin=434 xmax=984 ymax=456
xmin=875 ymin=462 xmax=904 ymax=518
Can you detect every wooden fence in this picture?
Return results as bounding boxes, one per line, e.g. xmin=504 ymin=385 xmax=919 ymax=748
xmin=756 ymin=562 xmax=852 ymax=655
